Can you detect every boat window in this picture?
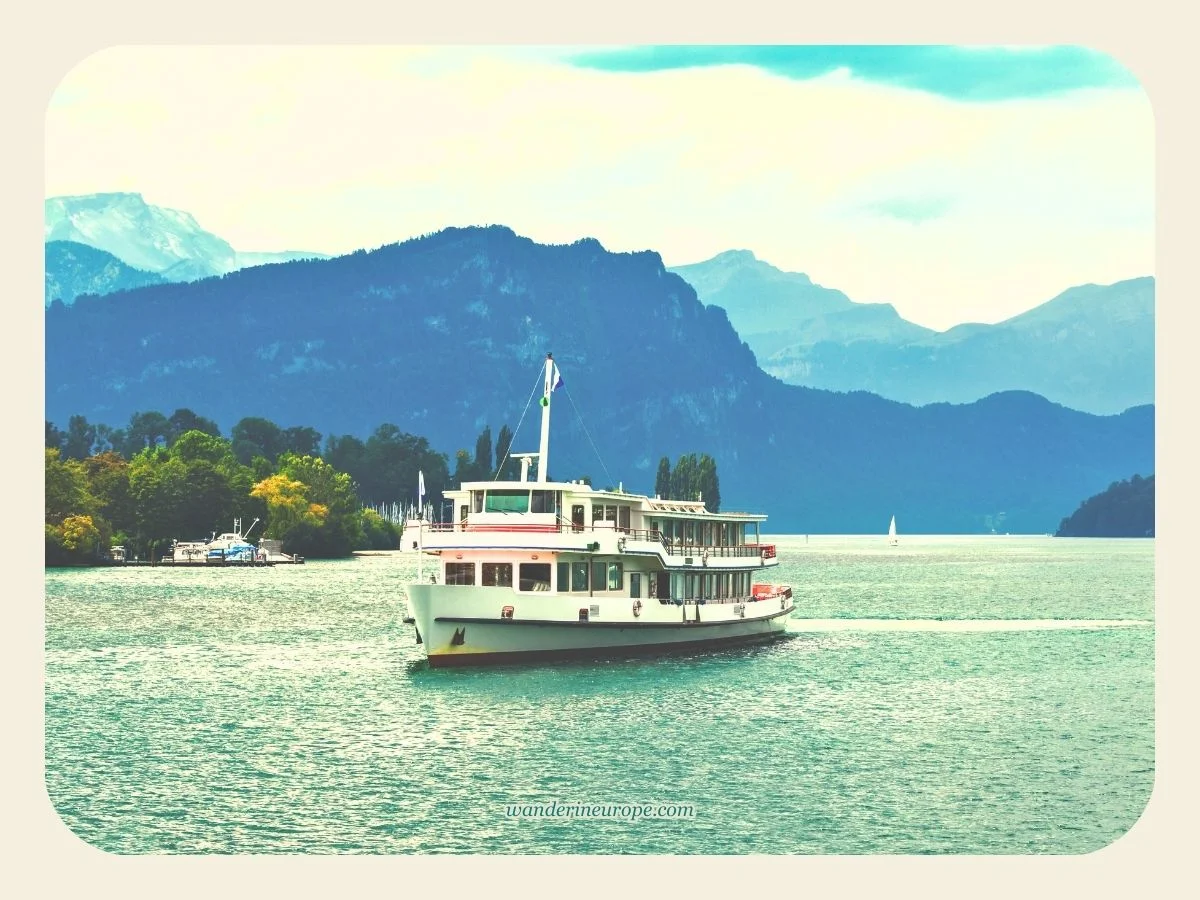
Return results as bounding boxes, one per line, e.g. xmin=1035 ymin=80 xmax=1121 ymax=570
xmin=592 ymin=505 xmax=603 ymax=523
xmin=685 ymin=574 xmax=696 ymax=599
xmin=630 ymin=573 xmax=641 ymax=599
xmin=482 ymin=563 xmax=512 ymax=587
xmin=445 ymin=562 xmax=475 ymax=585
xmin=571 ymin=562 xmax=589 ymax=592
xmin=557 ymin=562 xmax=569 ymax=591
xmin=571 ymin=505 xmax=585 ymax=532
xmin=472 ymin=491 xmax=484 ymax=513
xmin=531 ymin=490 xmax=555 ymax=514
xmin=518 ymin=563 xmax=551 ymax=592
xmin=604 ymin=505 xmax=617 ymax=522
xmin=684 ymin=521 xmax=696 ymax=544
xmin=607 ymin=562 xmax=623 ymax=591
xmin=485 ymin=490 xmax=530 ymax=513
xmin=618 ymin=506 xmax=630 ymax=532
xmin=592 ymin=560 xmax=607 ymax=591
xmin=671 ymin=573 xmax=685 ymax=600
xmin=648 ymin=572 xmax=660 ymax=599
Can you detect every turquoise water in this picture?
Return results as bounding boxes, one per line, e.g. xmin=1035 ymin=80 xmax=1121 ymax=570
xmin=44 ymin=535 xmax=1154 ymax=854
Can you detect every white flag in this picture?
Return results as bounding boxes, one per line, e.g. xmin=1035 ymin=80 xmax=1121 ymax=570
xmin=418 ymin=470 xmax=425 ymax=507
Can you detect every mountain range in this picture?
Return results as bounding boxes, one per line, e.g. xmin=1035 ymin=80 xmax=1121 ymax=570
xmin=45 ymin=240 xmax=165 ymax=306
xmin=44 ymin=225 xmax=1153 ymax=534
xmin=44 ymin=193 xmax=326 ymax=298
xmin=668 ymin=251 xmax=1154 ymax=415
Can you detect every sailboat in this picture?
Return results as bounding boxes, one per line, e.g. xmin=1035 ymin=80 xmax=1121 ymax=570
xmin=888 ymin=515 xmax=898 ymax=547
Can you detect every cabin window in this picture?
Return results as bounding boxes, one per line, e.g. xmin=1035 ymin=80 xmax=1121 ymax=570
xmin=618 ymin=506 xmax=631 ymax=532
xmin=685 ymin=574 xmax=697 ymax=599
xmin=630 ymin=573 xmax=641 ymax=599
xmin=531 ymin=490 xmax=555 ymax=514
xmin=445 ymin=562 xmax=475 ymax=585
xmin=703 ymin=574 xmax=714 ymax=599
xmin=482 ymin=563 xmax=512 ymax=587
xmin=671 ymin=573 xmax=685 ymax=600
xmin=648 ymin=572 xmax=660 ymax=599
xmin=472 ymin=491 xmax=484 ymax=513
xmin=592 ymin=560 xmax=607 ymax=591
xmin=607 ymin=562 xmax=623 ymax=591
xmin=571 ymin=562 xmax=589 ymax=592
xmin=519 ymin=563 xmax=551 ymax=592
xmin=571 ymin=505 xmax=585 ymax=532
xmin=684 ymin=521 xmax=696 ymax=545
xmin=485 ymin=490 xmax=529 ymax=513
xmin=557 ymin=562 xmax=569 ymax=591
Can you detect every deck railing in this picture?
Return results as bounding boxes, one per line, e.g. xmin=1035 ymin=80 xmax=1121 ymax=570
xmin=415 ymin=521 xmax=775 ymax=560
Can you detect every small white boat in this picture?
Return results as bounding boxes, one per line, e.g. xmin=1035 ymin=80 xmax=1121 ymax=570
xmin=403 ymin=353 xmax=794 ymax=667
xmin=888 ymin=515 xmax=899 ymax=547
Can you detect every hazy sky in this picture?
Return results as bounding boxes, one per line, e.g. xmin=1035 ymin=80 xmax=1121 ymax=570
xmin=45 ymin=45 xmax=1153 ymax=331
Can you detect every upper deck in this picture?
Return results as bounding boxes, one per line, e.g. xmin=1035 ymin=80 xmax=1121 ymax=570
xmin=413 ymin=479 xmax=777 ymax=568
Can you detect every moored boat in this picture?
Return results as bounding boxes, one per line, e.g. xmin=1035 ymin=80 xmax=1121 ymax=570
xmin=404 ymin=354 xmax=793 ymax=667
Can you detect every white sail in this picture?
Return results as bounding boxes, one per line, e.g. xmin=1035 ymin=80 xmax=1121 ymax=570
xmin=888 ymin=515 xmax=898 ymax=546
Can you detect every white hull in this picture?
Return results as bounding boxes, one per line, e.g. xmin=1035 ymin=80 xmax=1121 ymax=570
xmin=406 ymin=584 xmax=794 ymax=667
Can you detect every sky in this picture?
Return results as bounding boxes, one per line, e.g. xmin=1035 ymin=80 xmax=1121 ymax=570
xmin=44 ymin=45 xmax=1153 ymax=331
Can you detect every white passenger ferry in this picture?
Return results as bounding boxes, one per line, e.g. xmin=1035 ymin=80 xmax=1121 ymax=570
xmin=403 ymin=354 xmax=794 ymax=667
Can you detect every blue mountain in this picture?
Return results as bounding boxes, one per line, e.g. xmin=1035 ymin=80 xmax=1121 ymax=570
xmin=44 ymin=226 xmax=1153 ymax=534
xmin=45 ymin=240 xmax=165 ymax=306
xmin=670 ymin=251 xmax=1153 ymax=415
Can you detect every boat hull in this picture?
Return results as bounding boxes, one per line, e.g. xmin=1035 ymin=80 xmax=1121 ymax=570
xmin=405 ymin=584 xmax=794 ymax=668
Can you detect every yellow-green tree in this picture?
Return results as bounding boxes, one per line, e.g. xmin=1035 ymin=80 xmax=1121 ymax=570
xmin=250 ymin=473 xmax=327 ymax=539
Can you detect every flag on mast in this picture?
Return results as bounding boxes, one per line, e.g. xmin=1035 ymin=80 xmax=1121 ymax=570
xmin=541 ymin=362 xmax=564 ymax=407
xmin=418 ymin=470 xmax=425 ymax=509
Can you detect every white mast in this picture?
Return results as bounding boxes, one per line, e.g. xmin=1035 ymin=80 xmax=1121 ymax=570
xmin=537 ymin=353 xmax=555 ymax=483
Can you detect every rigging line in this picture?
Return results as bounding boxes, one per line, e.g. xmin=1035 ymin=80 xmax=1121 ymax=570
xmin=492 ymin=366 xmax=545 ymax=480
xmin=561 ymin=385 xmax=617 ymax=489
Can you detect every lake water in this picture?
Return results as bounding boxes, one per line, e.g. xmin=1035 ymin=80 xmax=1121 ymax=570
xmin=44 ymin=535 xmax=1154 ymax=854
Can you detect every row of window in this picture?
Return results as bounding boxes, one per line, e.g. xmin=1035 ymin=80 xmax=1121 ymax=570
xmin=649 ymin=570 xmax=754 ymax=600
xmin=651 ymin=518 xmax=751 ymax=547
xmin=443 ymin=560 xmax=638 ymax=595
xmin=442 ymin=561 xmax=755 ymax=600
xmin=472 ymin=490 xmax=562 ymax=515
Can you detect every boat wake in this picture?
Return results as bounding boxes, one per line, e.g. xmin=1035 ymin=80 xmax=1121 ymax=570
xmin=786 ymin=618 xmax=1151 ymax=633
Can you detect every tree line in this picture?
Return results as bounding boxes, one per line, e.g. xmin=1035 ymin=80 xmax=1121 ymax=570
xmin=46 ymin=409 xmax=469 ymax=564
xmin=654 ymin=453 xmax=721 ymax=511
xmin=46 ymin=408 xmax=724 ymax=564
xmin=1055 ymin=474 xmax=1154 ymax=537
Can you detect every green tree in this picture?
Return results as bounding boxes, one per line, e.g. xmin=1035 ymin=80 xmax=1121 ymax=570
xmin=125 ymin=411 xmax=171 ymax=455
xmin=81 ymin=451 xmax=134 ymax=537
xmin=655 ymin=456 xmax=671 ymax=499
xmin=495 ymin=424 xmax=517 ymax=480
xmin=281 ymin=425 xmax=322 ymax=457
xmin=358 ymin=508 xmax=400 ymax=550
xmin=166 ymin=408 xmax=221 ymax=443
xmin=696 ymin=454 xmax=721 ymax=512
xmin=62 ymin=415 xmax=96 ymax=460
xmin=275 ymin=453 xmax=363 ymax=556
xmin=46 ymin=420 xmax=66 ymax=451
xmin=473 ymin=425 xmax=493 ymax=480
xmin=232 ymin=417 xmax=284 ymax=464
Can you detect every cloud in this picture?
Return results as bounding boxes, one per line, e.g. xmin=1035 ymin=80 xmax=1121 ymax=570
xmin=567 ymin=45 xmax=1141 ymax=102
xmin=861 ymin=195 xmax=953 ymax=224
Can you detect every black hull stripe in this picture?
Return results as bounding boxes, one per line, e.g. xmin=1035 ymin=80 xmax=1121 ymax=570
xmin=425 ymin=630 xmax=791 ymax=668
xmin=433 ymin=605 xmax=794 ymax=628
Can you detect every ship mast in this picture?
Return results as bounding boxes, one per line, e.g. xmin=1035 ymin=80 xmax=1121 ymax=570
xmin=538 ymin=353 xmax=554 ymax=483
